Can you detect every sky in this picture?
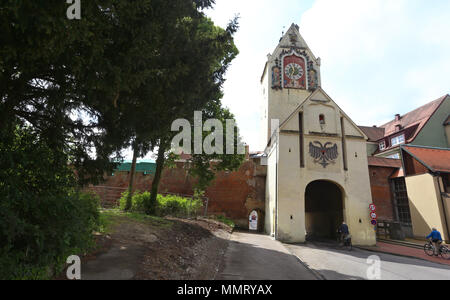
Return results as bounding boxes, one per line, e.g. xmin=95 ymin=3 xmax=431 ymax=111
xmin=205 ymin=0 xmax=450 ymax=152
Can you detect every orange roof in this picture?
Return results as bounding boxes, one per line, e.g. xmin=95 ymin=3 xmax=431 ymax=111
xmin=368 ymin=156 xmax=402 ymax=168
xmin=402 ymin=145 xmax=450 ymax=173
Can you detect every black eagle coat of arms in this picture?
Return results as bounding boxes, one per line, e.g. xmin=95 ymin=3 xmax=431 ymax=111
xmin=309 ymin=141 xmax=339 ymax=168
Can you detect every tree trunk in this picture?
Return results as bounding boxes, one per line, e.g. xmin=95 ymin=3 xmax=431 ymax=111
xmin=125 ymin=144 xmax=138 ymax=211
xmin=146 ymin=142 xmax=167 ymax=215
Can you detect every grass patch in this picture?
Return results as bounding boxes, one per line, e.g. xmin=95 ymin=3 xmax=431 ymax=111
xmin=99 ymin=209 xmax=173 ymax=233
xmin=211 ymin=215 xmax=235 ymax=229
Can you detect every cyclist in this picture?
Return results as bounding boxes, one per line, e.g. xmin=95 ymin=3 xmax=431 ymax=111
xmin=426 ymin=228 xmax=443 ymax=256
xmin=338 ymin=222 xmax=350 ymax=245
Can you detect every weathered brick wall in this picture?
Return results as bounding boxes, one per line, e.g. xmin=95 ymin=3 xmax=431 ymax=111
xmin=368 ymin=166 xmax=396 ymax=221
xmin=87 ymin=159 xmax=267 ymax=228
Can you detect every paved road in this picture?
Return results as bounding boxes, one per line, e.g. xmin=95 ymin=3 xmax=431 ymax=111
xmin=285 ymin=242 xmax=450 ymax=280
xmin=218 ymin=231 xmax=318 ymax=280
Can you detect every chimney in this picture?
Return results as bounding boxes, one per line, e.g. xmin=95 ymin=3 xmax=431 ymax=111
xmin=395 ymin=114 xmax=401 ymax=121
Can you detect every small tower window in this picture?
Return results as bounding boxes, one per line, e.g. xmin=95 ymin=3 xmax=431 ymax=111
xmin=319 ymin=114 xmax=326 ymax=125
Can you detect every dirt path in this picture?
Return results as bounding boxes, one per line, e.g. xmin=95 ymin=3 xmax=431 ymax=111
xmin=78 ymin=213 xmax=232 ymax=280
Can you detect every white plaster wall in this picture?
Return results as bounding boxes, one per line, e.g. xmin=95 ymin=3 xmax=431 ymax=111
xmin=265 ymin=142 xmax=278 ymax=236
xmin=406 ymin=174 xmax=448 ymax=240
xmin=272 ymin=93 xmax=375 ymax=245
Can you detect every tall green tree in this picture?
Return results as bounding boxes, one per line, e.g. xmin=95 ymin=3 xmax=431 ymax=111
xmin=142 ymin=16 xmax=241 ymax=215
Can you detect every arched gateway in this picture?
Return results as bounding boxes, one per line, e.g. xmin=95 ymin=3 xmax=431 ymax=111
xmin=305 ymin=180 xmax=344 ymax=241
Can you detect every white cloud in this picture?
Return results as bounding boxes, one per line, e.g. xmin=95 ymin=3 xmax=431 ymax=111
xmin=299 ymin=0 xmax=450 ymax=125
xmin=207 ymin=0 xmax=450 ymax=153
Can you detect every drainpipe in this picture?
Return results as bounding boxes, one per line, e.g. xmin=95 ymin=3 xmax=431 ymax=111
xmin=275 ymin=141 xmax=279 ymax=240
xmin=437 ymin=174 xmax=450 ymax=242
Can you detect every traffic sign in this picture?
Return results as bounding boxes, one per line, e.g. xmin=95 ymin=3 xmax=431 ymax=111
xmin=371 ymin=220 xmax=378 ymax=226
xmin=369 ymin=204 xmax=377 ymax=212
xmin=370 ymin=212 xmax=377 ymax=220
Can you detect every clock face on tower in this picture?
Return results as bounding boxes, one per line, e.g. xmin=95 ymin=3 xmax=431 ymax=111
xmin=283 ymin=54 xmax=307 ymax=89
xmin=285 ymin=63 xmax=304 ymax=80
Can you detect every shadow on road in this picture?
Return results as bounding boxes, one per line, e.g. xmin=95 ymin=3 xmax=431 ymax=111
xmin=292 ymin=240 xmax=450 ymax=272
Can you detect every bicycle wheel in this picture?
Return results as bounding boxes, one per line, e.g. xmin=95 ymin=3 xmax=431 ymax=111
xmin=440 ymin=246 xmax=450 ymax=260
xmin=424 ymin=243 xmax=435 ymax=256
xmin=345 ymin=239 xmax=353 ymax=251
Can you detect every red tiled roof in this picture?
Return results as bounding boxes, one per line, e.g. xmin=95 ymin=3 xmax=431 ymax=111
xmin=380 ymin=95 xmax=447 ymax=142
xmin=359 ymin=126 xmax=386 ymax=142
xmin=368 ymin=156 xmax=402 ymax=168
xmin=402 ymin=145 xmax=450 ymax=173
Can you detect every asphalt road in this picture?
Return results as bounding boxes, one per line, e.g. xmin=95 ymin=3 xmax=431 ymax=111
xmin=285 ymin=242 xmax=450 ymax=280
xmin=217 ymin=231 xmax=318 ymax=280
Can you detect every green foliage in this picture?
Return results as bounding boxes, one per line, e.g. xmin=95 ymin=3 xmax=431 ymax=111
xmin=119 ymin=192 xmax=203 ymax=218
xmin=99 ymin=209 xmax=173 ymax=232
xmin=0 ymin=125 xmax=100 ymax=280
xmin=188 ymin=101 xmax=246 ymax=192
xmin=212 ymin=215 xmax=236 ymax=229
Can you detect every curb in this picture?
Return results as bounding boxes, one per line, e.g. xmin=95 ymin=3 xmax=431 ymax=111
xmin=356 ymin=246 xmax=450 ymax=267
xmin=281 ymin=243 xmax=326 ymax=280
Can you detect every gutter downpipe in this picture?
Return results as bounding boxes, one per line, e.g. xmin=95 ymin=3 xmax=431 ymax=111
xmin=437 ymin=174 xmax=450 ymax=242
xmin=275 ymin=136 xmax=279 ymax=241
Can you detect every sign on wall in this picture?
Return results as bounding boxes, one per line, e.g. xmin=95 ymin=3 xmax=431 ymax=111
xmin=249 ymin=211 xmax=258 ymax=231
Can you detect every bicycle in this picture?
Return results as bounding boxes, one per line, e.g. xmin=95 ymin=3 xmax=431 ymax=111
xmin=424 ymin=240 xmax=450 ymax=260
xmin=337 ymin=233 xmax=352 ymax=251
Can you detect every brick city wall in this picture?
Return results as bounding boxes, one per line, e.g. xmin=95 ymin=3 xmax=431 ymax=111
xmin=368 ymin=166 xmax=396 ymax=221
xmin=87 ymin=158 xmax=267 ymax=228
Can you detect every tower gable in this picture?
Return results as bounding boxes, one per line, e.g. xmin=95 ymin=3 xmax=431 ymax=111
xmin=266 ymin=24 xmax=321 ymax=92
xmin=280 ymin=89 xmax=367 ymax=140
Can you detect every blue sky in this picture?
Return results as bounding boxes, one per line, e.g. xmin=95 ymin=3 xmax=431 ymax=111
xmin=206 ymin=0 xmax=450 ymax=151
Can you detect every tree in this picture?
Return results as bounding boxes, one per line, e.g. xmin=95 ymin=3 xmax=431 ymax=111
xmin=141 ymin=15 xmax=241 ymax=215
xmin=188 ymin=101 xmax=246 ymax=193
xmin=0 ymin=0 xmax=219 ymax=186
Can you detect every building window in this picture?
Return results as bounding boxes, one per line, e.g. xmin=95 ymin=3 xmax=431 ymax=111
xmin=392 ymin=178 xmax=411 ymax=224
xmin=387 ymin=153 xmax=401 ymax=159
xmin=391 ymin=134 xmax=405 ymax=147
xmin=319 ymin=114 xmax=325 ymax=125
xmin=379 ymin=141 xmax=386 ymax=151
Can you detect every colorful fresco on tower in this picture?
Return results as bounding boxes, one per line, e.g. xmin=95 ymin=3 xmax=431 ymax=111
xmin=283 ymin=54 xmax=307 ymax=89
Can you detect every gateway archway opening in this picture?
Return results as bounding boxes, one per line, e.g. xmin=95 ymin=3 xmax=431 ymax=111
xmin=305 ymin=180 xmax=344 ymax=241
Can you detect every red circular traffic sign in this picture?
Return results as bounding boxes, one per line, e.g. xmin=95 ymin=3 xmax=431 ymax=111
xmin=370 ymin=212 xmax=377 ymax=220
xmin=369 ymin=204 xmax=377 ymax=212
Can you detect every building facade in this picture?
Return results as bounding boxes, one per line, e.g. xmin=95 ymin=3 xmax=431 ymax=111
xmin=262 ymin=24 xmax=376 ymax=246
xmin=360 ymin=96 xmax=450 ymax=242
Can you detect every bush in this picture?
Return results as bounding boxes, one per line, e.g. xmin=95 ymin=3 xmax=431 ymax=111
xmin=119 ymin=192 xmax=203 ymax=217
xmin=0 ymin=126 xmax=100 ymax=279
